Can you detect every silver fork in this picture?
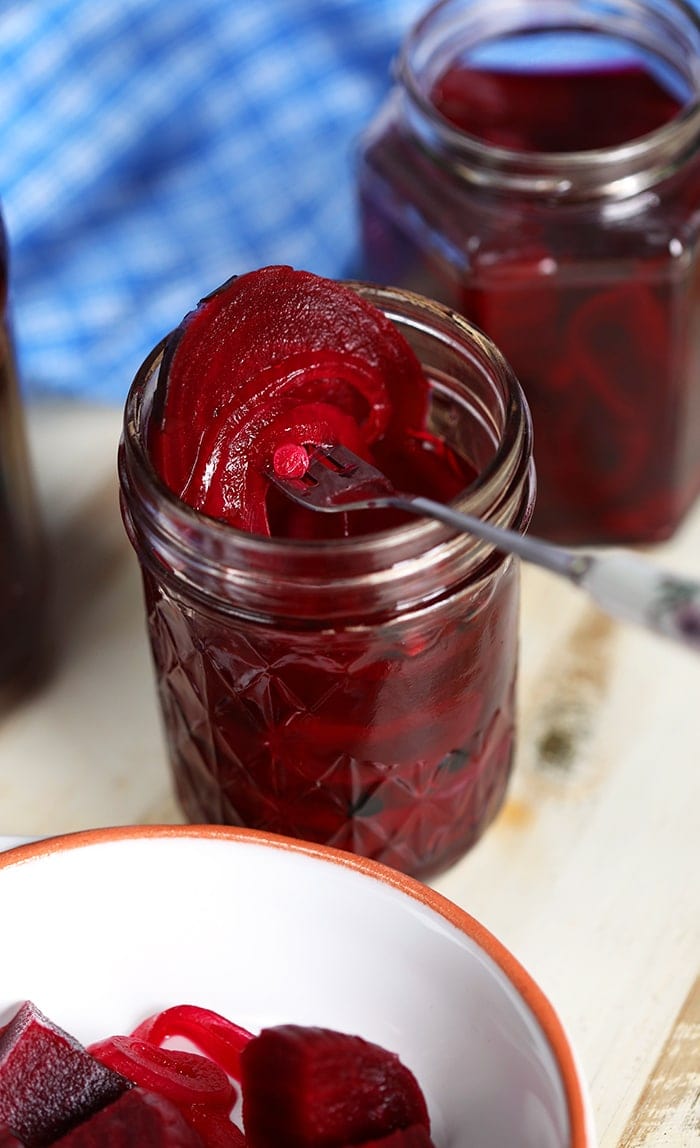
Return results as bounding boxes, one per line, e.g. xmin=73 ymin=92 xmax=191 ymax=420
xmin=267 ymin=443 xmax=700 ymax=654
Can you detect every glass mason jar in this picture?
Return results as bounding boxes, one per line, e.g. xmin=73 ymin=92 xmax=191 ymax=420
xmin=119 ymin=284 xmax=534 ymax=881
xmin=0 ymin=208 xmax=46 ymax=699
xmin=357 ymin=0 xmax=700 ymax=545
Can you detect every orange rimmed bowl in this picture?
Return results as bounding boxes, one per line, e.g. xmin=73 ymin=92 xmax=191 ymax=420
xmin=0 ymin=825 xmax=595 ymax=1146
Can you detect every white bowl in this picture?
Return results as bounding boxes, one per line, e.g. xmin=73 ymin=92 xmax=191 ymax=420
xmin=0 ymin=826 xmax=594 ymax=1147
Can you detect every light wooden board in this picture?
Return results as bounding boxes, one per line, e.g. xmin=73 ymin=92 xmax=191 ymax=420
xmin=0 ymin=399 xmax=698 ymax=1147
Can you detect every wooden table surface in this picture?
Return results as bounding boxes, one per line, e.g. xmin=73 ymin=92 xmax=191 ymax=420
xmin=2 ymin=400 xmax=699 ymax=1147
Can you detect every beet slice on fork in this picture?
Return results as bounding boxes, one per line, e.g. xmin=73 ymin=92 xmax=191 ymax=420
xmin=149 ymin=266 xmax=430 ymax=536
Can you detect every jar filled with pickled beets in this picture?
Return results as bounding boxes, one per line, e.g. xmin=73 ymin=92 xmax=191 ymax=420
xmin=0 ymin=208 xmax=46 ymax=700
xmin=119 ymin=269 xmax=533 ymax=880
xmin=358 ymin=0 xmax=700 ymax=545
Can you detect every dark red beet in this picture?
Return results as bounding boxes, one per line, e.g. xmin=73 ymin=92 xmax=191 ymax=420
xmin=348 ymin=1128 xmax=436 ymax=1147
xmin=0 ymin=1002 xmax=130 ymax=1147
xmin=0 ymin=1126 xmax=24 ymax=1146
xmin=50 ymin=1088 xmax=202 ymax=1146
xmin=241 ymin=1025 xmax=430 ymax=1148
xmin=186 ymin=1105 xmax=247 ymax=1147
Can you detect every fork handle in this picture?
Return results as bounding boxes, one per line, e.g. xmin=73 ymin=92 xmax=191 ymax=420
xmin=578 ymin=550 xmax=700 ymax=652
xmin=401 ymin=496 xmax=700 ymax=654
xmin=403 ymin=496 xmax=586 ymax=578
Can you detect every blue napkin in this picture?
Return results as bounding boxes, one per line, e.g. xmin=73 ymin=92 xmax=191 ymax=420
xmin=2 ymin=0 xmax=696 ymax=402
xmin=0 ymin=0 xmax=424 ymax=400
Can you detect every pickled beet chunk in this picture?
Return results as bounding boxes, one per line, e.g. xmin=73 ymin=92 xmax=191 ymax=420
xmin=0 ymin=1126 xmax=24 ymax=1147
xmin=241 ymin=1025 xmax=430 ymax=1148
xmin=0 ymin=1002 xmax=130 ymax=1147
xmin=347 ymin=1129 xmax=436 ymax=1147
xmin=51 ymin=1088 xmax=203 ymax=1146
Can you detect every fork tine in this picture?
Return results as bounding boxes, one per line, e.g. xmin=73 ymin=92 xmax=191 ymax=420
xmin=266 ymin=444 xmax=397 ymax=512
xmin=312 ymin=445 xmax=349 ymax=470
xmin=306 ymin=446 xmax=396 ymax=500
xmin=309 ymin=443 xmax=366 ymax=476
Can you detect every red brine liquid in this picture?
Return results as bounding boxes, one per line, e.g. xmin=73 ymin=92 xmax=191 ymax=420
xmin=359 ymin=62 xmax=700 ymax=544
xmin=124 ymin=268 xmax=530 ymax=878
xmin=431 ymin=64 xmax=681 ymax=153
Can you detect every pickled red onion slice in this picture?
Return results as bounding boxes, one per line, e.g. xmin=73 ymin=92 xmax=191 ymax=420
xmin=131 ymin=1005 xmax=254 ymax=1082
xmin=88 ymin=1035 xmax=235 ymax=1112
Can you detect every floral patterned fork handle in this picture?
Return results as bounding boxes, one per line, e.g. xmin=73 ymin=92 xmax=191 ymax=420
xmin=268 ymin=444 xmax=700 ymax=655
xmin=567 ymin=550 xmax=700 ymax=653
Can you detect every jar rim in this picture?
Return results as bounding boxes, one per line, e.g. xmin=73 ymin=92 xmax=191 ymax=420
xmin=119 ymin=281 xmax=534 ymax=620
xmin=398 ymin=0 xmax=700 ymax=199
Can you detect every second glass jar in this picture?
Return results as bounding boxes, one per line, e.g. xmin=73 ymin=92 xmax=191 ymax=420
xmin=119 ymin=285 xmax=534 ymax=881
xmin=358 ymin=0 xmax=700 ymax=545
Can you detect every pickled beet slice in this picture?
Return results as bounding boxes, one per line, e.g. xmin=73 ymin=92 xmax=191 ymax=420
xmin=181 ymin=399 xmax=365 ymax=534
xmin=88 ymin=1035 xmax=235 ymax=1113
xmin=240 ymin=1025 xmax=430 ymax=1148
xmin=51 ymin=1088 xmax=202 ymax=1146
xmin=150 ymin=266 xmax=430 ymax=535
xmin=564 ymin=282 xmax=667 ymax=412
xmin=130 ymin=1004 xmax=254 ymax=1080
xmin=0 ymin=1002 xmax=130 ymax=1147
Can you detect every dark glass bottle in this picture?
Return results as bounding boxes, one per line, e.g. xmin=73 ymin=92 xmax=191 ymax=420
xmin=0 ymin=210 xmax=47 ymax=699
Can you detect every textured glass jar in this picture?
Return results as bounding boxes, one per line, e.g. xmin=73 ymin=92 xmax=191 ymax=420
xmin=358 ymin=0 xmax=700 ymax=545
xmin=0 ymin=209 xmax=46 ymax=699
xmin=119 ymin=284 xmax=534 ymax=880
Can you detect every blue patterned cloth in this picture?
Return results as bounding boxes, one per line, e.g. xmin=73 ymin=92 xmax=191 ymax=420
xmin=0 ymin=0 xmax=425 ymax=400
xmin=3 ymin=1 xmax=698 ymax=401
